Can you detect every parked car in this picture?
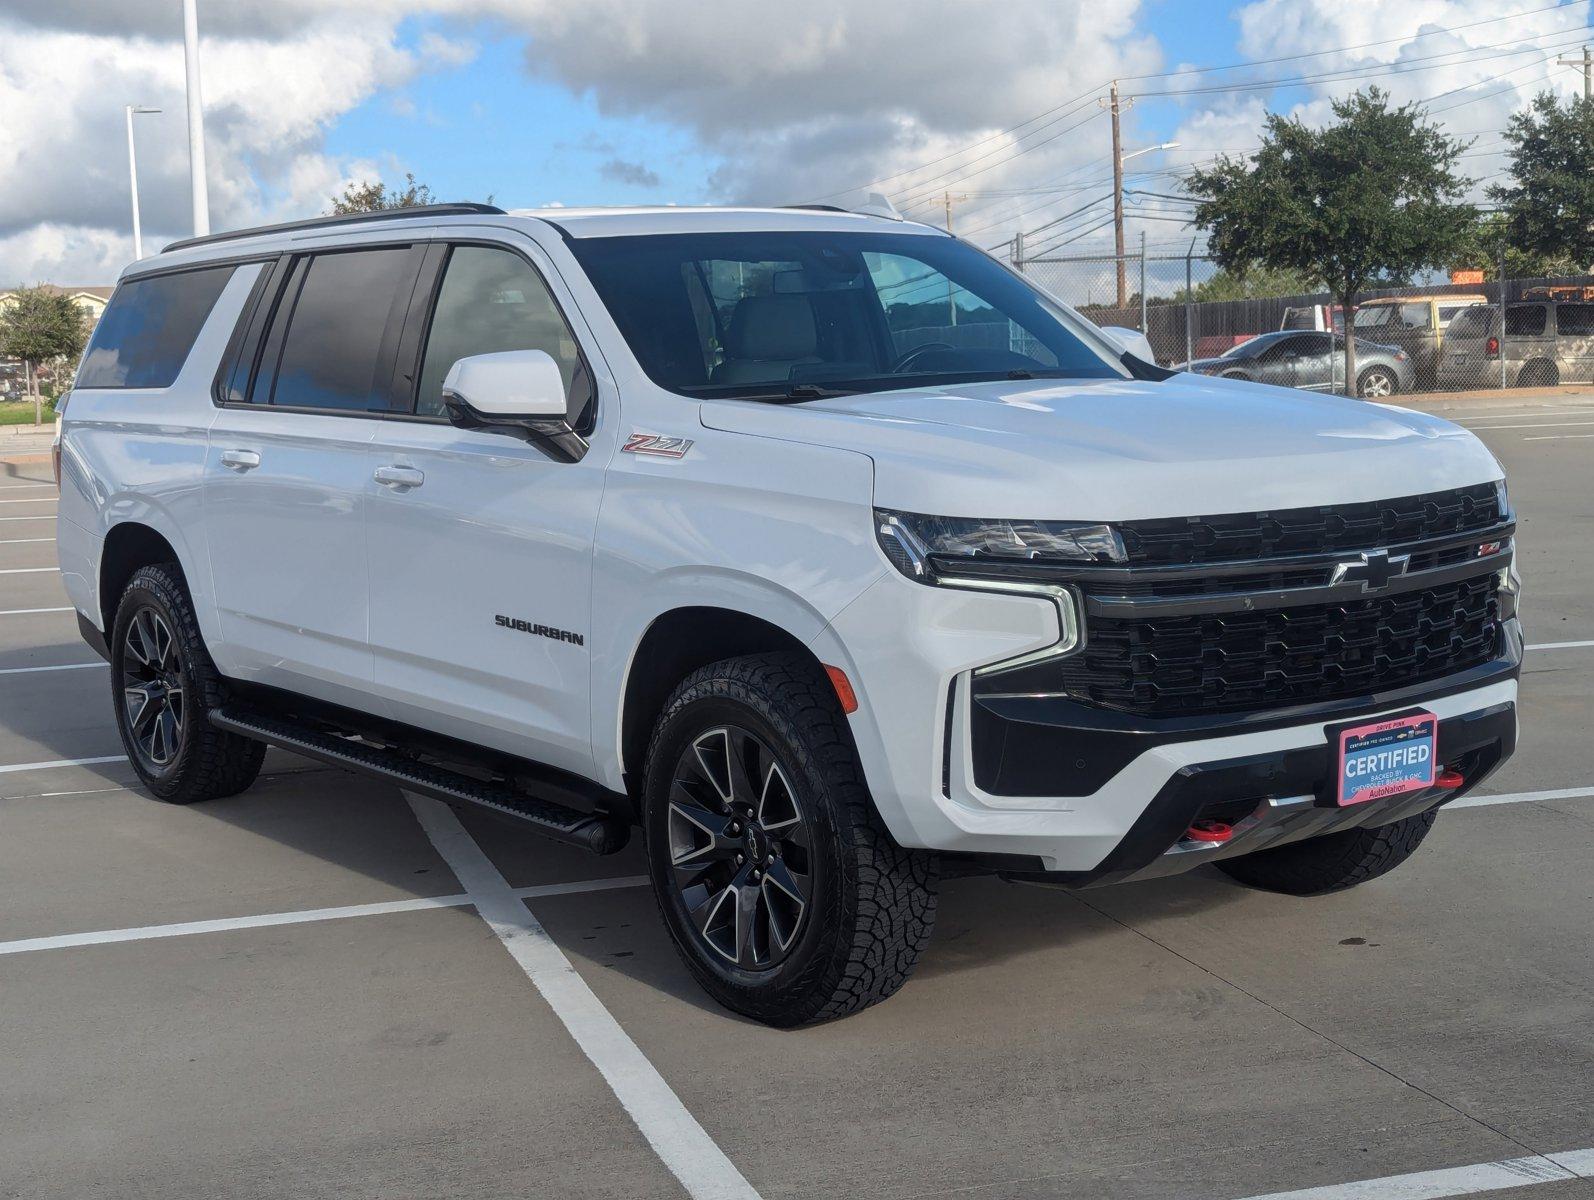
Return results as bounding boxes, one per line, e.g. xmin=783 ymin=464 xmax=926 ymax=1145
xmin=1352 ymin=294 xmax=1486 ymax=387
xmin=1178 ymin=330 xmax=1414 ymax=398
xmin=60 ymin=203 xmax=1520 ymax=1026
xmin=1438 ymin=301 xmax=1594 ymax=390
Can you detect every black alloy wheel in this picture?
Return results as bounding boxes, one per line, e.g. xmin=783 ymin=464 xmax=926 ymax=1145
xmin=665 ymin=725 xmax=814 ymax=970
xmin=120 ymin=606 xmax=187 ymax=770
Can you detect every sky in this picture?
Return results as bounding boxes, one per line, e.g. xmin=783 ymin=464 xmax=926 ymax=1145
xmin=0 ymin=0 xmax=1590 ymax=286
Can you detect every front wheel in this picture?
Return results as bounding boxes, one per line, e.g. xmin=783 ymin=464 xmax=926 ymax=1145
xmin=1357 ymin=366 xmax=1398 ymax=398
xmin=1216 ymin=810 xmax=1437 ymax=896
xmin=642 ymin=652 xmax=938 ymax=1027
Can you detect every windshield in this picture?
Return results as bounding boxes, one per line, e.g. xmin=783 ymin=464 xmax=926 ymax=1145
xmin=564 ymin=230 xmax=1129 ymax=400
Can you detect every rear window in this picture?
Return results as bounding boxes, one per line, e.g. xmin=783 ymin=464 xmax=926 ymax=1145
xmin=1445 ymin=308 xmax=1493 ymax=339
xmin=1556 ymin=304 xmax=1594 ymax=337
xmin=76 ymin=266 xmax=235 ymax=389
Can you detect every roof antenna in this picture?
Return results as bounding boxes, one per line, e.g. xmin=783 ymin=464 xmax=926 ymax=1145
xmin=858 ymin=192 xmax=904 ymax=221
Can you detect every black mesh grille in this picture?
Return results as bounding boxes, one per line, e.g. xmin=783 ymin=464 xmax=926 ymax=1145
xmin=1056 ymin=574 xmax=1502 ymax=716
xmin=1118 ymin=482 xmax=1504 ymax=566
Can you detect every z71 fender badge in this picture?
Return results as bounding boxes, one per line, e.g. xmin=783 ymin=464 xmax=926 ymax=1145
xmin=623 ymin=432 xmax=694 ymax=458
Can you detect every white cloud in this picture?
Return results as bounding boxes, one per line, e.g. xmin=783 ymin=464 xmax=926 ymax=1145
xmin=0 ymin=10 xmax=442 ymax=282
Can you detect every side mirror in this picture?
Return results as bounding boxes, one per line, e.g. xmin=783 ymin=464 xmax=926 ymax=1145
xmin=440 ymin=349 xmax=588 ymax=462
xmin=1101 ymin=325 xmax=1156 ymax=365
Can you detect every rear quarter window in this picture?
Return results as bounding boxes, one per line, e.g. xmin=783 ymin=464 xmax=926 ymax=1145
xmin=76 ymin=266 xmax=236 ymax=389
xmin=1505 ymin=305 xmax=1548 ymax=337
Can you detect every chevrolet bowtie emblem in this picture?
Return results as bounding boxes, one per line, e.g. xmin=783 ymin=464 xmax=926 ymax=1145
xmin=1330 ymin=549 xmax=1411 ymax=592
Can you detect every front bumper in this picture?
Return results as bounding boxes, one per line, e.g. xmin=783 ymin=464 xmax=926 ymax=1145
xmin=815 ymin=561 xmax=1522 ymax=874
xmin=1000 ymin=691 xmax=1515 ymax=888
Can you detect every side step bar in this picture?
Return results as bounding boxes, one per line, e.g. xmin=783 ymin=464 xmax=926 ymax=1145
xmin=209 ymin=705 xmax=629 ymax=855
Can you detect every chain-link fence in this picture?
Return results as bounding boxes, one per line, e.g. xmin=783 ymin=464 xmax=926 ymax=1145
xmin=1015 ymin=247 xmax=1594 ymax=398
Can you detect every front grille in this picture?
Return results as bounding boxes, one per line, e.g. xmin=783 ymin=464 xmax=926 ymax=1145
xmin=1054 ymin=574 xmax=1501 ymax=717
xmin=1117 ymin=482 xmax=1503 ymax=566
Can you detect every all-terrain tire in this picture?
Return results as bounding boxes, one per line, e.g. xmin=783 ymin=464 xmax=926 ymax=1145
xmin=642 ymin=651 xmax=938 ymax=1027
xmin=110 ymin=563 xmax=265 ymax=803
xmin=1216 ymin=810 xmax=1438 ymax=896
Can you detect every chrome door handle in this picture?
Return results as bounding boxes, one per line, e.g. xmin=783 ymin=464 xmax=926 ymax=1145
xmin=374 ymin=465 xmax=425 ymax=490
xmin=220 ymin=449 xmax=260 ymax=471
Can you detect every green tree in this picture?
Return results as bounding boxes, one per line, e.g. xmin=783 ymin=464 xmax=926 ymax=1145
xmin=1489 ymin=91 xmax=1594 ymax=272
xmin=328 ymin=172 xmax=435 ymax=214
xmin=0 ymin=287 xmax=89 ymax=425
xmin=1177 ymin=265 xmax=1319 ymax=303
xmin=1446 ymin=212 xmax=1580 ymax=281
xmin=1186 ymin=88 xmax=1475 ymax=395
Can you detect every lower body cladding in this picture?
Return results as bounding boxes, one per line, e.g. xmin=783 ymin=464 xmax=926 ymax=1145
xmin=819 ymin=571 xmax=1521 ymax=879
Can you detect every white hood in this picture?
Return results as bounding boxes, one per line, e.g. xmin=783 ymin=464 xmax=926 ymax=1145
xmin=698 ymin=374 xmax=1502 ymax=522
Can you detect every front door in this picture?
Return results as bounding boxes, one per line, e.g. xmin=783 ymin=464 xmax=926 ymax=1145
xmin=204 ymin=243 xmax=423 ymax=707
xmin=364 ymin=236 xmax=606 ymax=777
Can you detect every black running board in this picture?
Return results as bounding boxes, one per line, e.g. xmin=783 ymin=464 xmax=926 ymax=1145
xmin=209 ymin=705 xmax=629 ymax=855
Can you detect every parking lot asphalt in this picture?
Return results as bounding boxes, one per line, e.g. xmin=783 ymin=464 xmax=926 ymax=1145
xmin=2 ymin=394 xmax=1591 ymax=1200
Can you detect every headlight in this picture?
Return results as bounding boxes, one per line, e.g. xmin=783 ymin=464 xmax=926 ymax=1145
xmin=1493 ymin=478 xmax=1510 ymax=521
xmin=875 ymin=509 xmax=1125 ymax=580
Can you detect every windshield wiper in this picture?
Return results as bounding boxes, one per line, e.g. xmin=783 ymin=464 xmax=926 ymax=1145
xmin=732 ymin=383 xmax=855 ymax=404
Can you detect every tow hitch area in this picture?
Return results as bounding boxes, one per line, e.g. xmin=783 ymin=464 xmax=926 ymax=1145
xmin=1437 ymin=768 xmax=1465 ymax=790
xmin=1183 ymin=819 xmax=1235 ymax=844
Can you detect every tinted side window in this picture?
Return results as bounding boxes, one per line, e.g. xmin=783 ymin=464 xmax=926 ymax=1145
xmin=77 ymin=266 xmax=235 ymax=389
xmin=415 ymin=245 xmax=592 ymax=420
xmin=1505 ymin=305 xmax=1547 ymax=337
xmin=1555 ymin=304 xmax=1594 ymax=336
xmin=260 ymin=248 xmax=416 ymax=411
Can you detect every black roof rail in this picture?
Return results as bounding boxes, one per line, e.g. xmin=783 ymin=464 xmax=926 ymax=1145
xmin=782 ymin=204 xmax=850 ymax=213
xmin=161 ymin=202 xmax=507 ymax=254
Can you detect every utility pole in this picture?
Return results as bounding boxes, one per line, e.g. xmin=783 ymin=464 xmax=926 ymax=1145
xmin=942 ymin=191 xmax=967 ymax=325
xmin=1557 ymin=45 xmax=1593 ymax=101
xmin=182 ymin=0 xmax=211 ymax=236
xmin=1105 ymin=81 xmax=1128 ymax=309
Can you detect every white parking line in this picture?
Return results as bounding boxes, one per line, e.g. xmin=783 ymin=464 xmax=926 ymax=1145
xmin=0 ymin=498 xmax=56 ymax=505
xmin=1530 ymin=639 xmax=1594 ymax=651
xmin=1450 ymin=785 xmax=1594 ymax=810
xmin=0 ymin=537 xmax=54 ymax=544
xmin=0 ymin=755 xmax=124 ymax=775
xmin=0 ymin=875 xmax=650 ymax=957
xmin=0 ymin=515 xmax=57 ymax=522
xmin=0 ymin=484 xmax=55 ymax=491
xmin=1524 ymin=433 xmax=1594 ymax=441
xmin=408 ymin=793 xmax=762 ymax=1200
xmin=0 ymin=662 xmax=104 ymax=676
xmin=0 ymin=606 xmax=71 ymax=616
xmin=1234 ymin=1146 xmax=1592 ymax=1200
xmin=0 ymin=566 xmax=57 ymax=575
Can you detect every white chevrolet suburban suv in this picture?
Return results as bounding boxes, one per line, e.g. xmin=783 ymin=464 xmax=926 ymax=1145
xmin=58 ymin=203 xmax=1521 ymax=1026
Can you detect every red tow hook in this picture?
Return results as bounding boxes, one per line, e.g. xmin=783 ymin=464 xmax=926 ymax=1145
xmin=1184 ymin=819 xmax=1234 ymax=844
xmin=1436 ymin=769 xmax=1465 ymax=790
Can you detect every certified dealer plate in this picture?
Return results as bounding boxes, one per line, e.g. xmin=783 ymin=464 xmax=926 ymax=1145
xmin=1335 ymin=711 xmax=1437 ymax=806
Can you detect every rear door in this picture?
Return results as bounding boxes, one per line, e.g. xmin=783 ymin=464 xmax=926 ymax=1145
xmin=363 ymin=232 xmax=608 ymax=777
xmin=204 ymin=241 xmax=426 ymax=707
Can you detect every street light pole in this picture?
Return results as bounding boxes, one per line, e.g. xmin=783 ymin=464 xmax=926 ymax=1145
xmin=182 ymin=0 xmax=210 ymax=236
xmin=125 ymin=105 xmax=161 ymax=261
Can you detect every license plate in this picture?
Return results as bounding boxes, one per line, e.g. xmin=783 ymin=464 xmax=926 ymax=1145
xmin=1335 ymin=712 xmax=1437 ymax=806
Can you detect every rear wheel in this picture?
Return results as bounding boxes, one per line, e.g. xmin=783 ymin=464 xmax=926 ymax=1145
xmin=642 ymin=652 xmax=937 ymax=1027
xmin=1216 ymin=810 xmax=1437 ymax=896
xmin=1357 ymin=366 xmax=1398 ymax=398
xmin=111 ymin=563 xmax=265 ymax=803
xmin=1516 ymin=359 xmax=1558 ymax=388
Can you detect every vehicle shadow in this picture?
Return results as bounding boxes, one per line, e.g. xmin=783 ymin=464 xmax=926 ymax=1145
xmin=3 ymin=678 xmax=1249 ymax=1024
